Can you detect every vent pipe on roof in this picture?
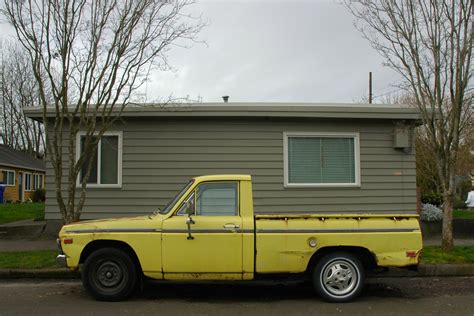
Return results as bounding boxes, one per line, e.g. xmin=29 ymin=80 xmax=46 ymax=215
xmin=222 ymin=95 xmax=229 ymax=103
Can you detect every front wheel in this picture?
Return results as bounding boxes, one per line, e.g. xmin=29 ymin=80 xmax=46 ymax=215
xmin=313 ymin=252 xmax=365 ymax=302
xmin=82 ymin=248 xmax=137 ymax=301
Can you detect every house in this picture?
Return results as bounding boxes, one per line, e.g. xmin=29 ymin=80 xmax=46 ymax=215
xmin=0 ymin=144 xmax=46 ymax=202
xmin=25 ymin=103 xmax=422 ymax=220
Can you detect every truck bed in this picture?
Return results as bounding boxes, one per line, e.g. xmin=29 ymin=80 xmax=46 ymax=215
xmin=254 ymin=213 xmax=422 ymax=273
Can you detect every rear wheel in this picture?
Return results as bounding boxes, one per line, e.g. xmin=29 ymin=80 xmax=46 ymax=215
xmin=82 ymin=247 xmax=137 ymax=301
xmin=313 ymin=252 xmax=365 ymax=302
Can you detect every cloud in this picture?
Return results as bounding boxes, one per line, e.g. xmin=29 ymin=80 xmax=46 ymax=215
xmin=146 ymin=0 xmax=402 ymax=103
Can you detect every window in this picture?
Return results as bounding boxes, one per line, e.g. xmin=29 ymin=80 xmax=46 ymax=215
xmin=33 ymin=174 xmax=44 ymax=190
xmin=25 ymin=173 xmax=32 ymax=191
xmin=284 ymin=132 xmax=360 ymax=187
xmin=1 ymin=170 xmax=15 ymax=186
xmin=174 ymin=182 xmax=239 ymax=216
xmin=195 ymin=182 xmax=238 ymax=216
xmin=76 ymin=132 xmax=122 ymax=187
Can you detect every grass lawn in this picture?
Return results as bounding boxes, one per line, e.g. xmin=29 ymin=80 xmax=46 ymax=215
xmin=453 ymin=209 xmax=474 ymax=219
xmin=0 ymin=250 xmax=57 ymax=269
xmin=0 ymin=202 xmax=45 ymax=225
xmin=421 ymin=246 xmax=474 ymax=264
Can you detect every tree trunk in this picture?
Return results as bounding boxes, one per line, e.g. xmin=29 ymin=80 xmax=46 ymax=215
xmin=441 ymin=190 xmax=454 ymax=251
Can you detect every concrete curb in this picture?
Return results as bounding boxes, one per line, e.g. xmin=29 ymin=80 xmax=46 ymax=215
xmin=0 ymin=268 xmax=79 ymax=279
xmin=370 ymin=264 xmax=474 ymax=278
xmin=418 ymin=264 xmax=474 ymax=276
xmin=0 ymin=264 xmax=473 ymax=279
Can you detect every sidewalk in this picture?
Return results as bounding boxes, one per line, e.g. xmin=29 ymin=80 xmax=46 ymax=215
xmin=423 ymin=238 xmax=474 ymax=246
xmin=0 ymin=239 xmax=57 ymax=252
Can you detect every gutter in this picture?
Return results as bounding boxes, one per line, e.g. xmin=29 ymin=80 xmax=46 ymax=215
xmin=0 ymin=163 xmax=45 ymax=173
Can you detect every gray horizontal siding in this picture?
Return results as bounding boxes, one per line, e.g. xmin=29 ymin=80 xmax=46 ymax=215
xmin=46 ymin=174 xmax=416 ymax=184
xmin=46 ymin=189 xmax=416 ymax=199
xmin=46 ymin=196 xmax=416 ymax=207
xmin=44 ymin=118 xmax=417 ymax=219
xmin=45 ymin=181 xmax=417 ymax=192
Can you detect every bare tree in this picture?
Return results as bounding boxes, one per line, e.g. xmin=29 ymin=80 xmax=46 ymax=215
xmin=345 ymin=0 xmax=473 ymax=250
xmin=0 ymin=42 xmax=45 ymax=155
xmin=2 ymin=0 xmax=204 ymax=223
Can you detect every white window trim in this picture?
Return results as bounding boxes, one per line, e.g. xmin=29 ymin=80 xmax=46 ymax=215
xmin=75 ymin=131 xmax=123 ymax=188
xmin=1 ymin=169 xmax=16 ymax=186
xmin=283 ymin=132 xmax=361 ymax=188
xmin=24 ymin=173 xmax=33 ymax=191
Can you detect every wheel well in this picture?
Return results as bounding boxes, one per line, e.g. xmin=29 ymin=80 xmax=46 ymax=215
xmin=306 ymin=246 xmax=378 ymax=273
xmin=80 ymin=240 xmax=143 ymax=274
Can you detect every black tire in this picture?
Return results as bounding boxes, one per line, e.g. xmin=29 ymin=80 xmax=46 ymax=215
xmin=82 ymin=247 xmax=137 ymax=301
xmin=312 ymin=252 xmax=365 ymax=303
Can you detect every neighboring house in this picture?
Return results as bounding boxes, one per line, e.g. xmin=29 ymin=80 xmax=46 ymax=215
xmin=0 ymin=144 xmax=46 ymax=202
xmin=25 ymin=103 xmax=421 ymax=220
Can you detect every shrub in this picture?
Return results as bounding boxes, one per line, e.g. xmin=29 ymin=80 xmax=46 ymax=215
xmin=420 ymin=203 xmax=443 ymax=222
xmin=33 ymin=188 xmax=46 ymax=202
xmin=421 ymin=192 xmax=443 ymax=207
xmin=454 ymin=197 xmax=467 ymax=210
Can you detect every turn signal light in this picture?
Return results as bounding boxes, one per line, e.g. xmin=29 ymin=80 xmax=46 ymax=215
xmin=406 ymin=251 xmax=417 ymax=257
xmin=63 ymin=238 xmax=73 ymax=244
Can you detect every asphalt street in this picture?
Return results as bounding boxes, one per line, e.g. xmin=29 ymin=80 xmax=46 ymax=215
xmin=0 ymin=277 xmax=473 ymax=315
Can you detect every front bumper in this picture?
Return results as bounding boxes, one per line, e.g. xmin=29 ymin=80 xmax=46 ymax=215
xmin=56 ymin=238 xmax=67 ymax=268
xmin=56 ymin=254 xmax=67 ymax=268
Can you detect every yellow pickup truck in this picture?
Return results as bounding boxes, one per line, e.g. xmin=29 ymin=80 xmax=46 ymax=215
xmin=56 ymin=175 xmax=422 ymax=302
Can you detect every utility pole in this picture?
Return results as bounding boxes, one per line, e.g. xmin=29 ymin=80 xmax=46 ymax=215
xmin=368 ymin=72 xmax=373 ymax=104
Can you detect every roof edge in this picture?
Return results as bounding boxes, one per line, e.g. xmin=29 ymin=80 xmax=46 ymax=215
xmin=0 ymin=162 xmax=46 ymax=173
xmin=24 ymin=102 xmax=423 ymax=121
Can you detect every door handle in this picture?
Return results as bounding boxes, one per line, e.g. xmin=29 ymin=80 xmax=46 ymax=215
xmin=186 ymin=216 xmax=195 ymax=240
xmin=223 ymin=224 xmax=240 ymax=229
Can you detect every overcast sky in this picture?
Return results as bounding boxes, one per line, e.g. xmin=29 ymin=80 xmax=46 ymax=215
xmin=0 ymin=0 xmax=404 ymax=104
xmin=148 ymin=0 xmax=403 ymax=103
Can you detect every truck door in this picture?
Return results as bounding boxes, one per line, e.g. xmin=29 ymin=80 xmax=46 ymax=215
xmin=161 ymin=181 xmax=243 ymax=279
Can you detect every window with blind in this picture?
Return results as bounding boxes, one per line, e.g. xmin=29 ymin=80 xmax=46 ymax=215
xmin=76 ymin=131 xmax=122 ymax=187
xmin=284 ymin=133 xmax=360 ymax=187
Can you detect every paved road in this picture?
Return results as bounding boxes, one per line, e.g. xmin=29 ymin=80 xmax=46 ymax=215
xmin=0 ymin=277 xmax=473 ymax=315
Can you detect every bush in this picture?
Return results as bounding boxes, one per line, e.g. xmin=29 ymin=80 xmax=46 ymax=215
xmin=454 ymin=197 xmax=467 ymax=210
xmin=456 ymin=176 xmax=472 ymax=203
xmin=33 ymin=188 xmax=45 ymax=202
xmin=420 ymin=203 xmax=443 ymax=222
xmin=421 ymin=192 xmax=443 ymax=207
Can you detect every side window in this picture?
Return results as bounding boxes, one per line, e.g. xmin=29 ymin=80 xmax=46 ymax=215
xmin=196 ymin=182 xmax=238 ymax=216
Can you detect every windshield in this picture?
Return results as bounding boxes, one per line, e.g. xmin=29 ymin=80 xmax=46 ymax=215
xmin=158 ymin=180 xmax=194 ymax=215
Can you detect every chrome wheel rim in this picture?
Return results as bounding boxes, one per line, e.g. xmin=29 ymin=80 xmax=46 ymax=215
xmin=320 ymin=259 xmax=358 ymax=296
